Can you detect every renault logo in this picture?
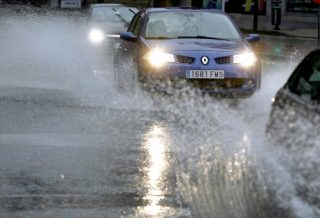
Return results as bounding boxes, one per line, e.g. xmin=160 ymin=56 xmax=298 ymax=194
xmin=201 ymin=56 xmax=209 ymax=65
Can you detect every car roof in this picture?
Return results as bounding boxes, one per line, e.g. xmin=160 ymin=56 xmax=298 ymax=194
xmin=144 ymin=7 xmax=225 ymax=14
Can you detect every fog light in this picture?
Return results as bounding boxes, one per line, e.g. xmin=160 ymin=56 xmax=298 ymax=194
xmin=247 ymin=80 xmax=255 ymax=88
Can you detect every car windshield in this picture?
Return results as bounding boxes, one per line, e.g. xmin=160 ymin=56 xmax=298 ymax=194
xmin=90 ymin=6 xmax=135 ymax=23
xmin=145 ymin=11 xmax=241 ymax=40
xmin=117 ymin=7 xmax=138 ymax=23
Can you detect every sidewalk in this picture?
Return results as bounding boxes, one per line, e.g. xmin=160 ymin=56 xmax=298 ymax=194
xmin=276 ymin=29 xmax=317 ymax=38
xmin=229 ymin=13 xmax=318 ymax=39
xmin=241 ymin=28 xmax=318 ymax=39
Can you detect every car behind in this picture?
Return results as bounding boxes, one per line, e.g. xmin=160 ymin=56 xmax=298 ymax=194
xmin=88 ymin=4 xmax=138 ymax=46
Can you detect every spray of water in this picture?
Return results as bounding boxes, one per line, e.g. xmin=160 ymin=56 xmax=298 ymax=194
xmin=149 ymin=49 xmax=319 ymax=218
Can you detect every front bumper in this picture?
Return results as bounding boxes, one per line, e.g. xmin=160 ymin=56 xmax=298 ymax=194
xmin=138 ymin=59 xmax=261 ymax=96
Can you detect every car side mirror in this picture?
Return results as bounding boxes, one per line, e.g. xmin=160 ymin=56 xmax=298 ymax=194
xmin=120 ymin=32 xmax=137 ymax=42
xmin=246 ymin=34 xmax=260 ymax=42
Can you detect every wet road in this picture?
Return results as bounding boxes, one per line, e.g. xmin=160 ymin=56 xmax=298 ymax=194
xmin=0 ymin=100 xmax=183 ymax=217
xmin=0 ymin=7 xmax=319 ymax=218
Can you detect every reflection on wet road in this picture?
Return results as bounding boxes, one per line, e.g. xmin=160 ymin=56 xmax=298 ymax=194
xmin=0 ymin=101 xmax=185 ymax=217
xmin=137 ymin=123 xmax=172 ymax=216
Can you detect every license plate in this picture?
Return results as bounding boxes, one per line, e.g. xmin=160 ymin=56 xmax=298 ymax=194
xmin=187 ymin=70 xmax=224 ymax=79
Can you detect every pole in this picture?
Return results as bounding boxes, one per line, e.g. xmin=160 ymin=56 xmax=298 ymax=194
xmin=253 ymin=0 xmax=258 ymax=32
xmin=318 ymin=5 xmax=320 ymax=47
xmin=221 ymin=0 xmax=225 ymax=11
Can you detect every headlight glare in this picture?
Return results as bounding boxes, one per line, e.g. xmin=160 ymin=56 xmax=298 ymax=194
xmin=89 ymin=29 xmax=104 ymax=44
xmin=143 ymin=48 xmax=175 ymax=67
xmin=234 ymin=52 xmax=257 ymax=67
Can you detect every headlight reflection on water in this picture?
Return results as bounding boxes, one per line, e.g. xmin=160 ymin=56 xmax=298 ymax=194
xmin=137 ymin=123 xmax=171 ymax=216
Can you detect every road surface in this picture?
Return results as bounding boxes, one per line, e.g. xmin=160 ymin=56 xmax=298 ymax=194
xmin=0 ymin=7 xmax=318 ymax=218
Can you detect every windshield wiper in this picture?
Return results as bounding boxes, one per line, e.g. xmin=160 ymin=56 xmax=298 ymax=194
xmin=112 ymin=8 xmax=128 ymax=23
xmin=177 ymin=35 xmax=230 ymax=41
xmin=129 ymin=8 xmax=137 ymax=15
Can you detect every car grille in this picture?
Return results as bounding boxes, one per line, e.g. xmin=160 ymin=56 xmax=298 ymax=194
xmin=191 ymin=79 xmax=246 ymax=89
xmin=175 ymin=55 xmax=196 ymax=64
xmin=215 ymin=56 xmax=231 ymax=65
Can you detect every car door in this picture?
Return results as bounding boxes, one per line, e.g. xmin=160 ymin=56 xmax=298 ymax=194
xmin=267 ymin=50 xmax=320 ymax=148
xmin=113 ymin=12 xmax=145 ymax=90
xmin=119 ymin=12 xmax=144 ymax=67
xmin=266 ymin=50 xmax=320 ymax=210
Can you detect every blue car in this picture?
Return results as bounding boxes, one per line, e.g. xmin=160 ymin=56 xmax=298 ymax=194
xmin=113 ymin=8 xmax=261 ymax=97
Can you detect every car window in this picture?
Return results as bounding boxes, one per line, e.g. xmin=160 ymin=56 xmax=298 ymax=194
xmin=90 ymin=7 xmax=122 ymax=22
xmin=145 ymin=11 xmax=241 ymax=40
xmin=288 ymin=51 xmax=320 ymax=102
xmin=128 ymin=13 xmax=140 ymax=33
xmin=132 ymin=15 xmax=142 ymax=36
xmin=115 ymin=7 xmax=137 ymax=23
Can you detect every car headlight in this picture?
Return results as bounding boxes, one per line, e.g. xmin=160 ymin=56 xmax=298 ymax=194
xmin=143 ymin=48 xmax=175 ymax=67
xmin=233 ymin=52 xmax=257 ymax=67
xmin=89 ymin=29 xmax=104 ymax=44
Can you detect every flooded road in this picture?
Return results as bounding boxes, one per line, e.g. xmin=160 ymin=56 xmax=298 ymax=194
xmin=0 ymin=6 xmax=319 ymax=218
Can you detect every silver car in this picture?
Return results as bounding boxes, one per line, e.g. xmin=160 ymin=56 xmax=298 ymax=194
xmin=88 ymin=3 xmax=138 ymax=45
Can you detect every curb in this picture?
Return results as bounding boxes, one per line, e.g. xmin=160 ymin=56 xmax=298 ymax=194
xmin=241 ymin=28 xmax=318 ymax=40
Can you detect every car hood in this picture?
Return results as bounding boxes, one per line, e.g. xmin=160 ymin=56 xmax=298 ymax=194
xmin=145 ymin=38 xmax=247 ymax=52
xmin=89 ymin=21 xmax=127 ymax=35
